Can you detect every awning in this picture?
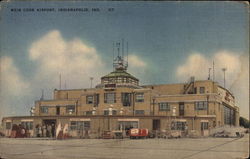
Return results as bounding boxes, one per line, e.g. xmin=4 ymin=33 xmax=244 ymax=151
xmin=200 ymin=120 xmax=209 ymax=122
xmin=174 ymin=119 xmax=187 ymax=122
xmin=69 ymin=118 xmax=90 ymax=121
xmin=118 ymin=119 xmax=139 ymax=122
xmin=21 ymin=119 xmax=34 ymax=122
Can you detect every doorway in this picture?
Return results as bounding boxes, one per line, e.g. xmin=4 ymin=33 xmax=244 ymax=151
xmin=179 ymin=102 xmax=184 ymax=116
xmin=56 ymin=106 xmax=60 ymax=115
xmin=43 ymin=119 xmax=56 ymax=138
xmin=152 ymin=119 xmax=160 ymax=130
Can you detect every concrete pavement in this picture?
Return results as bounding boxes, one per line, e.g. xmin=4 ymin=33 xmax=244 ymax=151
xmin=0 ymin=134 xmax=249 ymax=159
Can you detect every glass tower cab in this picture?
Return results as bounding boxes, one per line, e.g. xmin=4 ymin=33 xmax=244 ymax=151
xmin=99 ymin=55 xmax=139 ymax=89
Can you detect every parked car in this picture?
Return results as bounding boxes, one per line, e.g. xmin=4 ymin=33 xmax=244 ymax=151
xmin=129 ymin=128 xmax=148 ymax=139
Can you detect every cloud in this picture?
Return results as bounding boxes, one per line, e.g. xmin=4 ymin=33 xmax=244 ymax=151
xmin=128 ymin=54 xmax=146 ymax=68
xmin=176 ymin=53 xmax=209 ymax=80
xmin=0 ymin=30 xmax=109 ymax=119
xmin=176 ymin=50 xmax=248 ymax=119
xmin=0 ymin=56 xmax=29 ymax=95
xmin=125 ymin=54 xmax=148 ymax=84
xmin=0 ymin=56 xmax=30 ymax=118
xmin=29 ymin=30 xmax=107 ymax=89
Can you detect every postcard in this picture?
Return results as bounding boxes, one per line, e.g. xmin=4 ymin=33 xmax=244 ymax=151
xmin=0 ymin=1 xmax=249 ymax=159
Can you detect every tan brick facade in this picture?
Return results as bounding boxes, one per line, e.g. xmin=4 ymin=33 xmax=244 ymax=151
xmin=1 ymin=64 xmax=239 ymax=138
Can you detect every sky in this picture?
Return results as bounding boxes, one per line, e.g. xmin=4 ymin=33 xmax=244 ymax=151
xmin=0 ymin=1 xmax=249 ymax=119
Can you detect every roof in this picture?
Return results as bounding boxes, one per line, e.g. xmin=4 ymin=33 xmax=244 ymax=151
xmin=101 ymin=69 xmax=138 ymax=81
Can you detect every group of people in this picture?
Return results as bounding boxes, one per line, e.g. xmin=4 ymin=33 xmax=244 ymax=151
xmin=35 ymin=124 xmax=55 ymax=138
xmin=10 ymin=124 xmax=29 ymax=138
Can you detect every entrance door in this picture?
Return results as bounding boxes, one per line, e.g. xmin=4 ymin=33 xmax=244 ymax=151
xmin=56 ymin=106 xmax=60 ymax=115
xmin=43 ymin=119 xmax=56 ymax=137
xmin=201 ymin=122 xmax=209 ymax=136
xmin=152 ymin=119 xmax=160 ymax=130
xmin=179 ymin=102 xmax=184 ymax=116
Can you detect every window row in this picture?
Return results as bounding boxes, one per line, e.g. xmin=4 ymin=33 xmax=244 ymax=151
xmin=194 ymin=101 xmax=208 ymax=110
xmin=40 ymin=101 xmax=208 ymax=115
xmin=84 ymin=110 xmax=145 ymax=115
xmin=86 ymin=92 xmax=144 ymax=105
xmin=40 ymin=105 xmax=75 ymax=114
xmin=70 ymin=121 xmax=90 ymax=131
xmin=102 ymin=77 xmax=138 ymax=85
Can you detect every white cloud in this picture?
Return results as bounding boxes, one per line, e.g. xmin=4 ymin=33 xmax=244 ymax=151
xmin=0 ymin=56 xmax=30 ymax=118
xmin=128 ymin=54 xmax=146 ymax=68
xmin=125 ymin=54 xmax=148 ymax=84
xmin=0 ymin=56 xmax=29 ymax=95
xmin=0 ymin=30 xmax=109 ymax=119
xmin=176 ymin=50 xmax=249 ymax=119
xmin=176 ymin=53 xmax=209 ymax=80
xmin=29 ymin=30 xmax=107 ymax=89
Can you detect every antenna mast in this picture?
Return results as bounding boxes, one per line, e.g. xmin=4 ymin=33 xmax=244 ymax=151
xmin=122 ymin=38 xmax=124 ymax=59
xmin=127 ymin=41 xmax=129 ymax=67
xmin=59 ymin=74 xmax=61 ymax=89
xmin=113 ymin=42 xmax=115 ymax=71
xmin=212 ymin=61 xmax=215 ymax=81
xmin=40 ymin=89 xmax=44 ymax=100
xmin=222 ymin=68 xmax=227 ymax=88
xmin=208 ymin=68 xmax=211 ymax=80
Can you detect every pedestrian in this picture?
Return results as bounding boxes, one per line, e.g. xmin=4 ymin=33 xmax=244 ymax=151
xmin=51 ymin=124 xmax=55 ymax=137
xmin=47 ymin=125 xmax=52 ymax=137
xmin=42 ymin=124 xmax=47 ymax=137
xmin=36 ymin=124 xmax=40 ymax=137
xmin=184 ymin=123 xmax=188 ymax=137
xmin=46 ymin=125 xmax=49 ymax=137
xmin=38 ymin=125 xmax=42 ymax=137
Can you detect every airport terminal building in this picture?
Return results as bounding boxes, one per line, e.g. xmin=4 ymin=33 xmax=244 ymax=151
xmin=2 ymin=55 xmax=239 ymax=138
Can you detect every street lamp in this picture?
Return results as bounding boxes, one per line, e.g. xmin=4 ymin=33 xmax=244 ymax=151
xmin=108 ymin=105 xmax=113 ymax=131
xmin=30 ymin=107 xmax=35 ymax=116
xmin=120 ymin=108 xmax=124 ymax=115
xmin=90 ymin=77 xmax=94 ymax=88
xmin=92 ymin=107 xmax=96 ymax=115
xmin=172 ymin=106 xmax=176 ymax=130
xmin=109 ymin=104 xmax=113 ymax=116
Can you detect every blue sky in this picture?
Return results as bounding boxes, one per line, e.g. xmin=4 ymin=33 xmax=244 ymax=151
xmin=0 ymin=1 xmax=249 ymax=119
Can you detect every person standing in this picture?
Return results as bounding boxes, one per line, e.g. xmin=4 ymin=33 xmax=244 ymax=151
xmin=42 ymin=124 xmax=47 ymax=137
xmin=51 ymin=124 xmax=55 ymax=138
xmin=38 ymin=125 xmax=42 ymax=137
xmin=47 ymin=125 xmax=52 ymax=137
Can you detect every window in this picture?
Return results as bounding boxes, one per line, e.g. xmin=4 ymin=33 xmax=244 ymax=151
xmin=104 ymin=93 xmax=116 ymax=103
xmin=158 ymin=102 xmax=170 ymax=111
xmin=70 ymin=121 xmax=90 ymax=130
xmin=200 ymin=87 xmax=205 ymax=94
xmin=104 ymin=110 xmax=109 ymax=116
xmin=135 ymin=110 xmax=145 ymax=115
xmin=118 ymin=121 xmax=138 ymax=130
xmin=86 ymin=111 xmax=92 ymax=115
xmin=194 ymin=87 xmax=197 ymax=94
xmin=6 ymin=122 xmax=11 ymax=130
xmin=201 ymin=122 xmax=209 ymax=130
xmin=195 ymin=101 xmax=208 ymax=110
xmin=21 ymin=122 xmax=33 ymax=130
xmin=103 ymin=110 xmax=117 ymax=115
xmin=94 ymin=94 xmax=99 ymax=107
xmin=112 ymin=110 xmax=117 ymax=115
xmin=66 ymin=105 xmax=75 ymax=114
xmin=171 ymin=121 xmax=186 ymax=131
xmin=121 ymin=93 xmax=132 ymax=106
xmin=40 ymin=106 xmax=48 ymax=114
xmin=135 ymin=93 xmax=144 ymax=102
xmin=224 ymin=105 xmax=235 ymax=125
xmin=86 ymin=95 xmax=93 ymax=104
